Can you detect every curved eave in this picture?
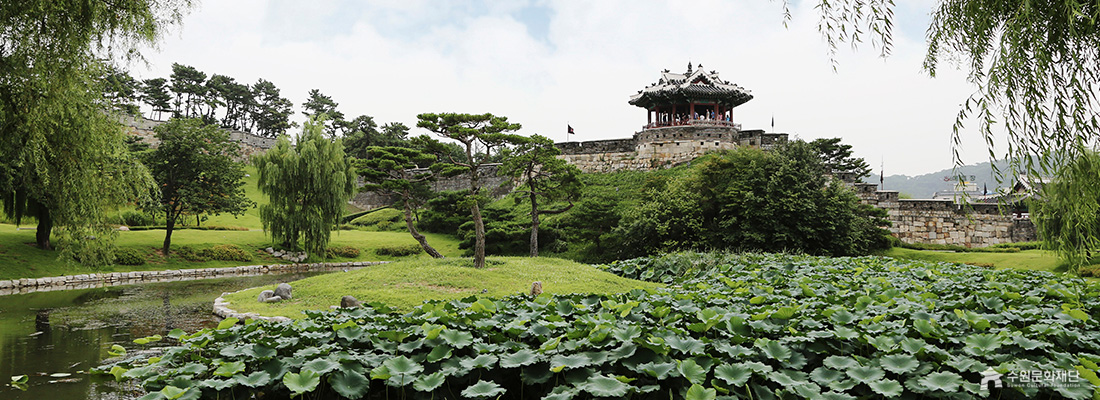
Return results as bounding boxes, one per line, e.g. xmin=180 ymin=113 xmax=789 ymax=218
xmin=628 ymin=89 xmax=754 ymax=109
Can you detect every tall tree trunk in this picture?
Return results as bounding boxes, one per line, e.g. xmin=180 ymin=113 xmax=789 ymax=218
xmin=163 ymin=210 xmax=176 ymax=256
xmin=530 ymin=191 xmax=539 ymax=257
xmin=403 ymin=198 xmax=443 ymax=258
xmin=468 ymin=153 xmax=486 ymax=269
xmin=35 ymin=207 xmax=52 ymax=250
xmin=471 ymin=200 xmax=486 ymax=269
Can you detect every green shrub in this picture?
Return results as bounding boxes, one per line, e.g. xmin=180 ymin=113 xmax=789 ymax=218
xmin=327 ymin=246 xmax=361 ymax=258
xmin=1079 ymin=264 xmax=1100 ymax=277
xmin=340 ymin=209 xmax=374 ymax=224
xmin=375 ymin=244 xmax=422 ymax=257
xmin=899 ymin=241 xmax=1021 ymax=253
xmin=175 ymin=246 xmax=208 ymax=262
xmin=350 ymin=208 xmax=402 ymax=227
xmin=991 ymin=241 xmax=1043 ymax=250
xmin=113 ymin=248 xmax=147 ymax=266
xmin=119 ymin=210 xmax=155 ymax=227
xmin=198 ymin=244 xmax=252 ymax=262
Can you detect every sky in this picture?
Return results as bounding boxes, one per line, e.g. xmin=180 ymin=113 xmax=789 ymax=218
xmin=132 ymin=0 xmax=995 ymax=177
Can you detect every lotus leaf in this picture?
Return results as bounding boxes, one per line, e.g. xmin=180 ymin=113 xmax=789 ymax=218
xmin=917 ymin=371 xmax=963 ymax=392
xmin=235 ymin=371 xmax=271 ymax=388
xmin=213 ymin=361 xmax=245 ymax=377
xmin=677 ymin=358 xmax=708 ymax=385
xmin=329 ymin=370 xmax=370 ymax=398
xmin=868 ymin=379 xmax=903 ymax=397
xmin=879 ymin=354 xmax=919 ymax=374
xmin=461 ymin=380 xmax=506 ymax=399
xmin=580 ymin=374 xmax=632 ymax=397
xmin=684 ymin=384 xmax=717 ymax=400
xmin=282 ymin=369 xmax=321 ymax=395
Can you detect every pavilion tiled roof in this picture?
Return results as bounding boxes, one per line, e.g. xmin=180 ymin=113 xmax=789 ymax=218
xmin=629 ymin=63 xmax=753 ymax=109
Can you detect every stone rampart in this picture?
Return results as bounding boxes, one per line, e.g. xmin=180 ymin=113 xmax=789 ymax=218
xmin=852 ymin=182 xmax=1036 ymax=247
xmin=556 ymin=138 xmax=637 ymax=155
xmin=556 ymin=125 xmax=789 ymax=173
xmin=349 ymin=164 xmax=514 ymax=210
xmin=120 ymin=115 xmax=276 ymax=161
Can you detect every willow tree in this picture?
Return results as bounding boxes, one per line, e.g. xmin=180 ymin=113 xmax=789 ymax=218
xmin=416 ymin=113 xmax=524 ymax=269
xmin=1032 ymin=151 xmax=1100 ymax=272
xmin=254 ymin=116 xmax=356 ymax=259
xmin=356 ymin=144 xmax=458 ymax=258
xmin=794 ymin=1 xmax=1100 ymax=180
xmin=0 ymin=0 xmax=189 ymax=265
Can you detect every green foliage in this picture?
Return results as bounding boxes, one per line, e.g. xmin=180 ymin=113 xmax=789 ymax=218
xmin=799 ymin=1 xmax=1100 ymax=188
xmin=254 ymin=116 xmax=356 ymax=259
xmin=375 ymin=244 xmax=422 ymax=257
xmin=174 ymin=244 xmax=250 ymax=262
xmin=118 ymin=210 xmax=157 ymax=227
xmin=898 ymin=241 xmax=1021 ymax=253
xmin=326 ymin=246 xmax=361 ymax=258
xmin=112 ymin=248 xmax=147 ymax=266
xmin=810 ymin=137 xmax=872 ymax=179
xmin=617 ymin=142 xmax=891 ymax=257
xmin=0 ymin=0 xmax=187 ymax=264
xmin=107 ymin=253 xmax=1100 ymax=399
xmin=142 ymin=117 xmax=254 ymax=254
xmin=174 ymin=246 xmax=208 ymax=262
xmin=199 ymin=244 xmax=252 ymax=262
xmin=350 ymin=208 xmax=402 ymax=227
xmin=420 ymin=191 xmax=472 ymax=234
xmin=1033 ymin=151 xmax=1100 ymax=273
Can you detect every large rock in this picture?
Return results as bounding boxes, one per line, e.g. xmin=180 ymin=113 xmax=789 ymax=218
xmin=340 ymin=295 xmax=361 ymax=308
xmin=263 ymin=295 xmax=284 ymax=303
xmin=274 ymin=283 xmax=292 ymax=300
xmin=257 ymin=290 xmax=275 ymax=302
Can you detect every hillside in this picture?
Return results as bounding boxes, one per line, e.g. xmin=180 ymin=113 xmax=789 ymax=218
xmin=863 ymin=160 xmax=1013 ymax=199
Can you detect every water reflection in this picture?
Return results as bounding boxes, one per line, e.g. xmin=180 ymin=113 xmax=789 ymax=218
xmin=0 ymin=271 xmax=328 ymax=399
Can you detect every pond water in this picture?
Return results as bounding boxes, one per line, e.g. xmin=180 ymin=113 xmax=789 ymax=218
xmin=0 ymin=271 xmax=329 ymax=399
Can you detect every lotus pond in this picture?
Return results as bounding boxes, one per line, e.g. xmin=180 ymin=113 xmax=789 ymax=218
xmin=0 ymin=271 xmax=329 ymax=399
xmin=102 ymin=253 xmax=1100 ymax=399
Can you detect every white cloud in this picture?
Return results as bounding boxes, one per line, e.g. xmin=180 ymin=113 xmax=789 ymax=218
xmin=133 ymin=0 xmax=994 ymax=176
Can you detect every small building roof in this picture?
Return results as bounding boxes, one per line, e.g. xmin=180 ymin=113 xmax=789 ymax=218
xmin=629 ymin=63 xmax=754 ymax=109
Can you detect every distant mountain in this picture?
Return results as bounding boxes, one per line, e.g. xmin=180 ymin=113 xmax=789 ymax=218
xmin=863 ymin=160 xmax=1013 ymax=199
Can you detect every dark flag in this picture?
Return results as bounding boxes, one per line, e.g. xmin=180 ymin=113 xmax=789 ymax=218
xmin=567 ymin=125 xmax=575 ymax=135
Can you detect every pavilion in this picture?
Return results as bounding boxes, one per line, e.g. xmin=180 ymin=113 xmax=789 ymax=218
xmin=628 ymin=62 xmax=754 ymax=131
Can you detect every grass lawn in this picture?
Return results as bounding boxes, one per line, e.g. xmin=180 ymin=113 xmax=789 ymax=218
xmin=883 ymin=247 xmax=1068 ymax=273
xmin=223 ymin=257 xmax=664 ymax=318
xmin=0 ymin=223 xmax=462 ymax=280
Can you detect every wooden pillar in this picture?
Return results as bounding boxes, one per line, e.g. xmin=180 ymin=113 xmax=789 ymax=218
xmin=648 ymin=108 xmax=652 ymax=125
xmin=690 ymin=102 xmax=695 ymax=120
xmin=672 ymin=105 xmax=677 ymax=124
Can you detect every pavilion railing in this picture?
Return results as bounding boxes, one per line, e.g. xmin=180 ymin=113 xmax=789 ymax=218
xmin=644 ymin=119 xmax=741 ymax=130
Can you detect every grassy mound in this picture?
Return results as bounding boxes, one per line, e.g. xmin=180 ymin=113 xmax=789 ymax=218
xmin=223 ymin=257 xmax=663 ymax=317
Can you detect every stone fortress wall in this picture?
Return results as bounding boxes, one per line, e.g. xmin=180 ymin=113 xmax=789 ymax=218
xmin=349 ymin=164 xmax=513 ymax=211
xmin=852 ymin=183 xmax=1037 ymax=247
xmin=121 ymin=115 xmax=276 ymax=161
xmin=556 ymin=126 xmax=788 ymax=173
